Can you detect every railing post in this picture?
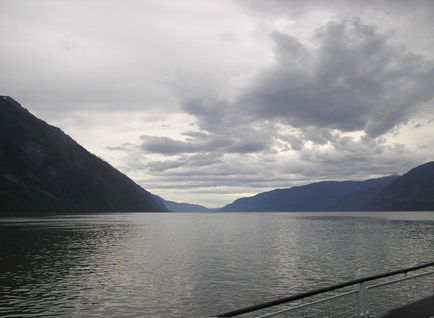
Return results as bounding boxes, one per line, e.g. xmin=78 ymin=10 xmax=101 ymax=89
xmin=359 ymin=282 xmax=369 ymax=317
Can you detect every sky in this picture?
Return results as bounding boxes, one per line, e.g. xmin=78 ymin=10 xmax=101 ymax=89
xmin=1 ymin=0 xmax=434 ymax=207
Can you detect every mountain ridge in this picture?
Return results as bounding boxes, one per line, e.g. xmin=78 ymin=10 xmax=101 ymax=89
xmin=219 ymin=161 xmax=434 ymax=211
xmin=369 ymin=161 xmax=434 ymax=210
xmin=0 ymin=96 xmax=166 ymax=213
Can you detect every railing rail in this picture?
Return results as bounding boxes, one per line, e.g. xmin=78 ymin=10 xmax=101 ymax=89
xmin=255 ymin=290 xmax=359 ymax=318
xmin=213 ymin=261 xmax=434 ymax=318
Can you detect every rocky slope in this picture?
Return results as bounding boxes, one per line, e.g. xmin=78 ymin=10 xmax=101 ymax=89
xmin=219 ymin=176 xmax=399 ymax=212
xmin=0 ymin=96 xmax=165 ymax=213
xmin=369 ymin=161 xmax=434 ymax=211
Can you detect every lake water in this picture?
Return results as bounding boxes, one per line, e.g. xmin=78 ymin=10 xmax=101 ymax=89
xmin=1 ymin=212 xmax=434 ymax=317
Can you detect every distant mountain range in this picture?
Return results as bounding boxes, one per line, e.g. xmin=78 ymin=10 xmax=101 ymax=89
xmin=0 ymin=96 xmax=165 ymax=213
xmin=219 ymin=162 xmax=434 ymax=212
xmin=153 ymin=195 xmax=212 ymax=212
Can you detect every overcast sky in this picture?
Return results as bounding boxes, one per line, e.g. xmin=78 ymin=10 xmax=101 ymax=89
xmin=1 ymin=0 xmax=434 ymax=207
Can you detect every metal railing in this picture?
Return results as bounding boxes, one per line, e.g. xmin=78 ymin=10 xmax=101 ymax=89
xmin=213 ymin=261 xmax=434 ymax=318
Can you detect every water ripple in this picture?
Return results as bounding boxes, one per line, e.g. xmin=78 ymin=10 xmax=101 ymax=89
xmin=0 ymin=212 xmax=433 ymax=317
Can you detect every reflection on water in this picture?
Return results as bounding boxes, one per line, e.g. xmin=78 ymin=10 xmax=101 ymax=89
xmin=0 ymin=212 xmax=433 ymax=317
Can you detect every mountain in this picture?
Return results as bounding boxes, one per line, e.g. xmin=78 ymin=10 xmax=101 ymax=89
xmin=219 ymin=176 xmax=399 ymax=212
xmin=369 ymin=161 xmax=434 ymax=211
xmin=153 ymin=195 xmax=211 ymax=212
xmin=0 ymin=96 xmax=165 ymax=213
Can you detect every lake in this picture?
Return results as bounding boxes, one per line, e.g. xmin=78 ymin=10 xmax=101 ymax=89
xmin=1 ymin=212 xmax=434 ymax=317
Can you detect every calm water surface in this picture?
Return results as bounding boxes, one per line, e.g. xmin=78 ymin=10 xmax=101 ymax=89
xmin=1 ymin=212 xmax=434 ymax=317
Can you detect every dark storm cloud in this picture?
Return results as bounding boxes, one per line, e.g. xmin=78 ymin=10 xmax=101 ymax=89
xmin=106 ymin=143 xmax=135 ymax=152
xmin=140 ymin=135 xmax=225 ymax=155
xmin=147 ymin=153 xmax=223 ymax=172
xmin=243 ymin=20 xmax=434 ymax=137
xmin=182 ymin=98 xmax=231 ymax=133
xmin=138 ymin=16 xmax=434 ymax=191
xmin=146 ymin=160 xmax=184 ymax=172
xmin=163 ymin=18 xmax=434 ymax=164
xmin=278 ymin=127 xmax=337 ymax=151
xmin=140 ymin=123 xmax=273 ymax=155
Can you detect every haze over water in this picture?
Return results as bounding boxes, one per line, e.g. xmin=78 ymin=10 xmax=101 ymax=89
xmin=1 ymin=212 xmax=433 ymax=317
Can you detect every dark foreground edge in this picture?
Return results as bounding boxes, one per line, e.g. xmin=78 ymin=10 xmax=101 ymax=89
xmin=383 ymin=295 xmax=434 ymax=318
